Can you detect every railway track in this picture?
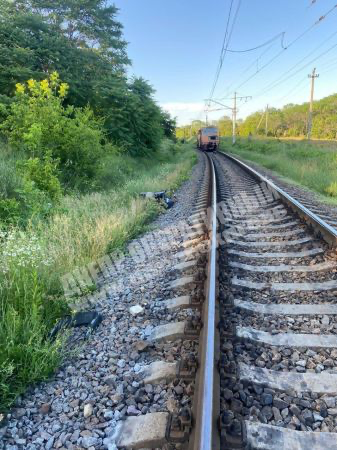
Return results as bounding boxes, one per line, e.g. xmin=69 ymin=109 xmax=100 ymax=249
xmin=3 ymin=149 xmax=337 ymax=449
xmin=214 ymin=152 xmax=337 ymax=449
xmin=101 ymin=150 xmax=337 ymax=449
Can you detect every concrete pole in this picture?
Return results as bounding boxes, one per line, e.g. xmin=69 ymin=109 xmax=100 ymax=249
xmin=307 ymin=68 xmax=319 ymax=140
xmin=232 ymin=91 xmax=237 ymax=145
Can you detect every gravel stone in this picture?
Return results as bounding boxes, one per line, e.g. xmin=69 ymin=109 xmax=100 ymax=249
xmin=261 ymin=393 xmax=273 ymax=406
xmin=1 ymin=155 xmax=204 ymax=449
xmin=129 ymin=305 xmax=144 ymax=316
xmin=83 ymin=404 xmax=93 ymax=418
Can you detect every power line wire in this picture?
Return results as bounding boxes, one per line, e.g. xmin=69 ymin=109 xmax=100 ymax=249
xmin=238 ymin=44 xmax=337 ymax=117
xmin=317 ymin=54 xmax=337 ymax=71
xmin=252 ymin=29 xmax=337 ymax=98
xmin=223 ymin=4 xmax=337 ymax=96
xmin=219 ymin=40 xmax=279 ymax=99
xmin=274 ymin=75 xmax=308 ymax=103
xmin=237 ymin=40 xmax=337 ymax=118
xmin=226 ymin=32 xmax=285 ymax=53
xmin=208 ymin=0 xmax=234 ymax=103
xmin=208 ymin=0 xmax=241 ymax=103
xmin=254 ymin=40 xmax=337 ymax=98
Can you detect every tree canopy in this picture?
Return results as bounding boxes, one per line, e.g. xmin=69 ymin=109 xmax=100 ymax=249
xmin=0 ymin=0 xmax=175 ymax=152
xmin=176 ymin=94 xmax=337 ymax=141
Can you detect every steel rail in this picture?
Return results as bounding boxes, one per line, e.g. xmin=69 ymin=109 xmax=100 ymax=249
xmin=190 ymin=154 xmax=220 ymax=450
xmin=219 ymin=152 xmax=337 ymax=247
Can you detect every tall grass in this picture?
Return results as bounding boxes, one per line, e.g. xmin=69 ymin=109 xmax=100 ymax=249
xmin=0 ymin=140 xmax=197 ymax=411
xmin=221 ymin=137 xmax=337 ymax=204
xmin=0 ymin=143 xmax=23 ymax=199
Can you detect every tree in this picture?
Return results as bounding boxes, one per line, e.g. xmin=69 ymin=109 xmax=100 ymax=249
xmin=13 ymin=0 xmax=129 ymax=65
xmin=217 ymin=115 xmax=232 ymax=136
xmin=160 ymin=110 xmax=176 ymax=139
xmin=0 ymin=1 xmax=174 ymax=154
xmin=126 ymin=77 xmax=164 ymax=154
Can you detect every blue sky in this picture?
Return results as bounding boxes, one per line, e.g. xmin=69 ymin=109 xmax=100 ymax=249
xmin=113 ymin=0 xmax=337 ymax=124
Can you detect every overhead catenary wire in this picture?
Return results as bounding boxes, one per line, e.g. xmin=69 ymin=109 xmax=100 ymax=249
xmin=253 ymin=29 xmax=337 ymax=98
xmin=226 ymin=31 xmax=285 ymax=53
xmin=237 ymin=49 xmax=337 ymax=118
xmin=204 ymin=3 xmax=337 ymax=129
xmin=274 ymin=75 xmax=308 ymax=103
xmin=236 ymin=50 xmax=337 ymax=117
xmin=317 ymin=54 xmax=337 ymax=71
xmin=219 ymin=40 xmax=279 ymax=100
xmin=223 ymin=4 xmax=337 ymax=96
xmin=253 ymin=40 xmax=337 ymax=100
xmin=207 ymin=0 xmax=241 ymax=104
xmin=207 ymin=0 xmax=235 ymax=104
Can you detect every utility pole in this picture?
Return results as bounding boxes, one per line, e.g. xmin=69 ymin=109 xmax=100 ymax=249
xmin=307 ymin=68 xmax=319 ymax=140
xmin=205 ymin=93 xmax=252 ymax=145
xmin=265 ymin=104 xmax=269 ymax=137
xmin=232 ymin=92 xmax=237 ymax=145
xmin=256 ymin=111 xmax=265 ymax=134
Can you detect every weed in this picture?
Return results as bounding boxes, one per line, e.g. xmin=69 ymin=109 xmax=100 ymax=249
xmin=325 ymin=182 xmax=337 ymax=198
xmin=0 ymin=140 xmax=196 ymax=411
xmin=221 ymin=137 xmax=337 ymax=205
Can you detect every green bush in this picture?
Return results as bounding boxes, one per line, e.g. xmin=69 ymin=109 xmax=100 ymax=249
xmin=1 ymin=73 xmax=105 ymax=190
xmin=0 ymin=264 xmax=65 ymax=410
xmin=20 ymin=154 xmax=62 ymax=202
xmin=0 ymin=144 xmax=62 ymax=226
xmin=0 ymin=141 xmax=196 ymax=411
xmin=0 ymin=198 xmax=20 ymax=225
xmin=96 ymin=153 xmax=138 ymax=191
xmin=0 ymin=144 xmax=23 ymax=199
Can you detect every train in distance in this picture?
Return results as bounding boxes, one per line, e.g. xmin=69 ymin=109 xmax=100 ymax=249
xmin=197 ymin=126 xmax=219 ymax=152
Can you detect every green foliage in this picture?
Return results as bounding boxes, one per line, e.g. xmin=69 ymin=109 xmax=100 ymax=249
xmin=20 ymin=154 xmax=62 ymax=202
xmin=0 ymin=264 xmax=65 ymax=410
xmin=325 ymin=182 xmax=337 ymax=198
xmin=179 ymin=94 xmax=337 ymax=140
xmin=221 ymin=137 xmax=337 ymax=204
xmin=161 ymin=110 xmax=176 ymax=139
xmin=0 ymin=198 xmax=21 ymax=225
xmin=217 ymin=116 xmax=232 ymax=136
xmin=0 ymin=1 xmax=172 ymax=155
xmin=2 ymin=73 xmax=104 ymax=189
xmin=0 ymin=0 xmax=128 ymax=97
xmin=0 ymin=141 xmax=57 ymax=226
xmin=237 ymin=95 xmax=337 ymax=138
xmin=0 ymin=0 xmax=180 ymax=413
xmin=0 ymin=145 xmax=23 ymax=199
xmin=176 ymin=120 xmax=206 ymax=139
xmin=0 ymin=141 xmax=196 ymax=411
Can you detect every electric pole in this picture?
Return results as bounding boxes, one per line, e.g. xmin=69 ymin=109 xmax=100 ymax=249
xmin=231 ymin=92 xmax=251 ymax=145
xmin=307 ymin=68 xmax=319 ymax=140
xmin=205 ymin=93 xmax=252 ymax=145
xmin=232 ymin=92 xmax=237 ymax=145
xmin=265 ymin=104 xmax=269 ymax=137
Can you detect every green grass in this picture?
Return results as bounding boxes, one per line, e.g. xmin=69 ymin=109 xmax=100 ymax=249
xmin=220 ymin=137 xmax=337 ymax=205
xmin=0 ymin=140 xmax=197 ymax=412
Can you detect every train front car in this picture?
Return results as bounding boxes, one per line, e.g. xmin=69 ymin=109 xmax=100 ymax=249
xmin=197 ymin=126 xmax=219 ymax=152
